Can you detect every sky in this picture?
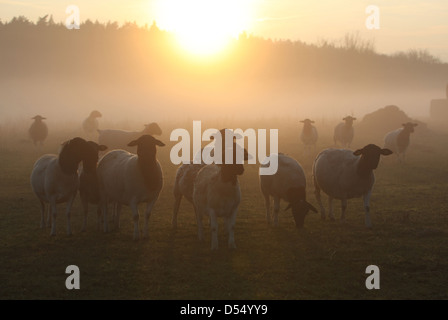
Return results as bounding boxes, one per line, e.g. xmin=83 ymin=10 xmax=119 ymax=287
xmin=1 ymin=0 xmax=448 ymax=61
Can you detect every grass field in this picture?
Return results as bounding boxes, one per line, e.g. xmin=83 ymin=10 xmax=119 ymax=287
xmin=1 ymin=118 xmax=447 ymax=300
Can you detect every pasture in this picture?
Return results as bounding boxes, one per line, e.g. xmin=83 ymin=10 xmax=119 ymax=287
xmin=0 ymin=117 xmax=447 ymax=300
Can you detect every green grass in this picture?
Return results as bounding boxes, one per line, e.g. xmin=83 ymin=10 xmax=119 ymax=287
xmin=1 ymin=120 xmax=447 ymax=300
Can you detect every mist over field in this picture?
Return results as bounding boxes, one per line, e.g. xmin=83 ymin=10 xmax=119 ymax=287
xmin=1 ymin=17 xmax=447 ymax=127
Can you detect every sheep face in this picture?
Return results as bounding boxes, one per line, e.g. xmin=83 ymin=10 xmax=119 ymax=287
xmin=300 ymin=119 xmax=314 ymax=125
xmin=83 ymin=141 xmax=107 ymax=172
xmin=128 ymin=134 xmax=165 ymax=154
xmin=59 ymin=138 xmax=106 ymax=175
xmin=353 ymin=144 xmax=393 ymax=170
xmin=90 ymin=110 xmax=102 ymax=118
xmin=32 ymin=115 xmax=46 ymax=121
xmin=285 ymin=187 xmax=317 ymax=228
xmin=343 ymin=116 xmax=356 ymax=126
xmin=402 ymin=122 xmax=418 ymax=133
xmin=144 ymin=123 xmax=163 ymax=136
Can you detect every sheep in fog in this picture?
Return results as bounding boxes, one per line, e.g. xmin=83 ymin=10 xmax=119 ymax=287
xmin=29 ymin=115 xmax=48 ymax=146
xmin=334 ymin=116 xmax=356 ymax=148
xmin=97 ymin=135 xmax=165 ymax=240
xmin=260 ymin=153 xmax=317 ymax=228
xmin=30 ymin=137 xmax=101 ymax=235
xmin=79 ymin=141 xmax=108 ymax=232
xmin=82 ymin=110 xmax=102 ymax=139
xmin=172 ymin=162 xmax=205 ymax=228
xmin=313 ymin=144 xmax=392 ymax=228
xmin=98 ymin=122 xmax=162 ymax=152
xmin=193 ymin=130 xmax=250 ymax=250
xmin=300 ymin=119 xmax=318 ymax=154
xmin=384 ymin=122 xmax=418 ymax=162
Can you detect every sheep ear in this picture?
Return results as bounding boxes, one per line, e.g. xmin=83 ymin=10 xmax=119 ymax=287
xmin=311 ymin=121 xmax=315 ymax=123
xmin=413 ymin=123 xmax=418 ymax=127
xmin=300 ymin=120 xmax=305 ymax=123
xmin=353 ymin=149 xmax=363 ymax=156
xmin=127 ymin=140 xmax=138 ymax=147
xmin=343 ymin=117 xmax=347 ymax=120
xmin=98 ymin=145 xmax=108 ymax=151
xmin=381 ymin=148 xmax=393 ymax=156
xmin=306 ymin=201 xmax=318 ymax=213
xmin=352 ymin=117 xmax=357 ymax=120
xmin=155 ymin=139 xmax=165 ymax=147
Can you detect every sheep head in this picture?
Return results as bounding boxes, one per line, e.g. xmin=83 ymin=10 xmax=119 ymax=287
xmin=284 ymin=187 xmax=318 ymax=229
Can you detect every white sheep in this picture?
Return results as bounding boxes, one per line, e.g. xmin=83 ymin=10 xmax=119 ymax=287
xmin=193 ymin=136 xmax=249 ymax=250
xmin=300 ymin=119 xmax=318 ymax=154
xmin=82 ymin=110 xmax=102 ymax=140
xmin=98 ymin=122 xmax=162 ymax=152
xmin=313 ymin=144 xmax=392 ymax=228
xmin=79 ymin=141 xmax=108 ymax=232
xmin=259 ymin=153 xmax=317 ymax=228
xmin=97 ymin=134 xmax=165 ymax=240
xmin=30 ymin=137 xmax=100 ymax=235
xmin=172 ymin=162 xmax=205 ymax=228
xmin=334 ymin=116 xmax=356 ymax=148
xmin=384 ymin=122 xmax=418 ymax=162
xmin=29 ymin=115 xmax=48 ymax=146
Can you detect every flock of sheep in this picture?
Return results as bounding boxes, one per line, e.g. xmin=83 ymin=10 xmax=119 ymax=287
xmin=28 ymin=111 xmax=418 ymax=250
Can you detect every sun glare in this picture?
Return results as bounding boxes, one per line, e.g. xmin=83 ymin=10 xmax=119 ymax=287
xmin=155 ymin=0 xmax=253 ymax=57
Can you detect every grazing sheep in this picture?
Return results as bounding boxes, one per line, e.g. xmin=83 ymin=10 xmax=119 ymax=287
xmin=334 ymin=116 xmax=356 ymax=148
xmin=384 ymin=123 xmax=418 ymax=162
xmin=97 ymin=135 xmax=165 ymax=240
xmin=79 ymin=141 xmax=108 ymax=232
xmin=82 ymin=110 xmax=102 ymax=139
xmin=313 ymin=144 xmax=392 ymax=228
xmin=260 ymin=153 xmax=317 ymax=228
xmin=300 ymin=119 xmax=318 ymax=154
xmin=193 ymin=134 xmax=249 ymax=250
xmin=29 ymin=115 xmax=48 ymax=146
xmin=30 ymin=137 xmax=100 ymax=235
xmin=98 ymin=122 xmax=162 ymax=152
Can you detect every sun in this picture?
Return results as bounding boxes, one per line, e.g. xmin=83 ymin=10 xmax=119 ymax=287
xmin=155 ymin=0 xmax=253 ymax=57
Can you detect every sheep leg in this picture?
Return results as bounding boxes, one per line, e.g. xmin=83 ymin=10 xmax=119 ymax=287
xmin=65 ymin=194 xmax=75 ymax=235
xmin=341 ymin=199 xmax=347 ymax=221
xmin=263 ymin=193 xmax=271 ymax=225
xmin=102 ymin=201 xmax=109 ymax=233
xmin=49 ymin=198 xmax=57 ymax=236
xmin=273 ymin=196 xmax=280 ymax=226
xmin=314 ymin=187 xmax=326 ymax=220
xmin=39 ymin=200 xmax=46 ymax=228
xmin=195 ymin=205 xmax=204 ymax=241
xmin=172 ymin=194 xmax=182 ymax=229
xmin=328 ymin=196 xmax=335 ymax=221
xmin=46 ymin=203 xmax=51 ymax=228
xmin=363 ymin=191 xmax=373 ymax=228
xmin=227 ymin=208 xmax=237 ymax=249
xmin=209 ymin=209 xmax=218 ymax=250
xmin=143 ymin=200 xmax=156 ymax=239
xmin=130 ymin=201 xmax=140 ymax=240
xmin=81 ymin=194 xmax=88 ymax=232
xmin=96 ymin=205 xmax=102 ymax=231
xmin=115 ymin=203 xmax=122 ymax=230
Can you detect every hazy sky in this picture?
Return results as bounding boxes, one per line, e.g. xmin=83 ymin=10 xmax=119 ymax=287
xmin=1 ymin=0 xmax=448 ymax=61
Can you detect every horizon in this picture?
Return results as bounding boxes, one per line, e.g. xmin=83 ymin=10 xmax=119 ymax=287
xmin=1 ymin=0 xmax=447 ymax=62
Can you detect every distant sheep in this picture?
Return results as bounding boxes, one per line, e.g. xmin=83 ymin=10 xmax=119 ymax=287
xmin=313 ymin=144 xmax=392 ymax=228
xmin=82 ymin=110 xmax=102 ymax=139
xmin=193 ymin=131 xmax=249 ymax=250
xmin=300 ymin=119 xmax=318 ymax=154
xmin=384 ymin=122 xmax=418 ymax=162
xmin=97 ymin=135 xmax=165 ymax=239
xmin=29 ymin=115 xmax=48 ymax=146
xmin=98 ymin=122 xmax=162 ymax=152
xmin=79 ymin=141 xmax=108 ymax=232
xmin=30 ymin=137 xmax=100 ymax=235
xmin=259 ymin=153 xmax=317 ymax=228
xmin=334 ymin=116 xmax=356 ymax=148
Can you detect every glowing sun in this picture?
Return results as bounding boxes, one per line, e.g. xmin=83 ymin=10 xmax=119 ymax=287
xmin=155 ymin=0 xmax=253 ymax=56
